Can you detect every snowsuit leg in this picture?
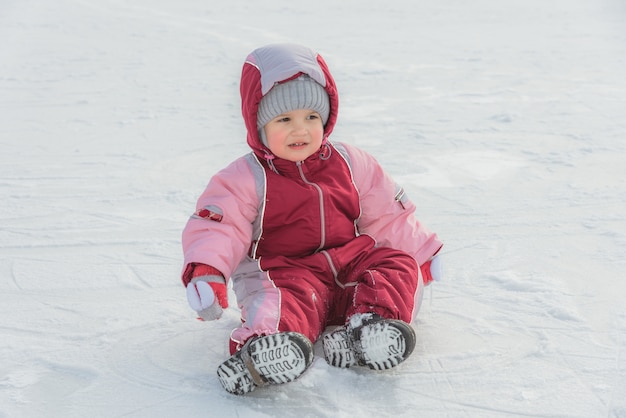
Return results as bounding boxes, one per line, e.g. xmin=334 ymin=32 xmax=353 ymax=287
xmin=325 ymin=235 xmax=419 ymax=325
xmin=229 ymin=253 xmax=335 ymax=353
xmin=259 ymin=254 xmax=336 ymax=343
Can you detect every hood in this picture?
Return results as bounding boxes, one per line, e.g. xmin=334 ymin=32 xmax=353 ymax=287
xmin=240 ymin=43 xmax=339 ymax=158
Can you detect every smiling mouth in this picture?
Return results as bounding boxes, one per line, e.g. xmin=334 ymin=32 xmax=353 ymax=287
xmin=288 ymin=142 xmax=307 ymax=147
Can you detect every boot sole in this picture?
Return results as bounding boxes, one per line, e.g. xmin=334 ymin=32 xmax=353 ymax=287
xmin=217 ymin=332 xmax=314 ymax=395
xmin=322 ymin=327 xmax=357 ymax=368
xmin=323 ymin=317 xmax=416 ymax=371
xmin=355 ymin=320 xmax=415 ymax=370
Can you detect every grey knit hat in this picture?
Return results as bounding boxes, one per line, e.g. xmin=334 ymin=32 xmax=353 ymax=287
xmin=257 ymin=75 xmax=330 ymax=146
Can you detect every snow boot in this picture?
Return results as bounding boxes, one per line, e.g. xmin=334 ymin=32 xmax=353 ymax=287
xmin=216 ymin=331 xmax=314 ymax=395
xmin=322 ymin=313 xmax=416 ymax=371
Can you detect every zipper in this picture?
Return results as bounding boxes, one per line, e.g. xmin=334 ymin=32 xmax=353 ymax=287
xmin=296 ymin=160 xmax=326 ymax=251
xmin=394 ymin=186 xmax=407 ymax=210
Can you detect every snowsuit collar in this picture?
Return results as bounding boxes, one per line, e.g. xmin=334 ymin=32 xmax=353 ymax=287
xmin=258 ymin=142 xmax=333 ymax=178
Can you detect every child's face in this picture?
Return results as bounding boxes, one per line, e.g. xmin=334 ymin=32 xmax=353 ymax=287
xmin=263 ymin=109 xmax=324 ymax=162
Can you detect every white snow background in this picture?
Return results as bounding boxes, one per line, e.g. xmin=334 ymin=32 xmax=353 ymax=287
xmin=2 ymin=0 xmax=626 ymax=416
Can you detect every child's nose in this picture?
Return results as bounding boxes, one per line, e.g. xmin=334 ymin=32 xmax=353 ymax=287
xmin=292 ymin=120 xmax=308 ymax=133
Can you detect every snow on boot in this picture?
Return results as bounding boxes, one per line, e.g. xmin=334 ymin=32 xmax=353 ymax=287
xmin=323 ymin=313 xmax=416 ymax=371
xmin=216 ymin=331 xmax=314 ymax=395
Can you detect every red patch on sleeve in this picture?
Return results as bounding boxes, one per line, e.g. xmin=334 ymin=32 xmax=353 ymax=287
xmin=196 ymin=208 xmax=223 ymax=222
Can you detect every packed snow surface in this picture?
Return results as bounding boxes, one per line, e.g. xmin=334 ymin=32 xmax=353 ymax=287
xmin=1 ymin=0 xmax=626 ymax=416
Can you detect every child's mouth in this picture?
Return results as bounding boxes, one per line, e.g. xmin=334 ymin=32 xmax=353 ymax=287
xmin=289 ymin=142 xmax=307 ymax=148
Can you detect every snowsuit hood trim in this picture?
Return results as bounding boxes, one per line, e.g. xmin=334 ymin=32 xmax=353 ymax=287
xmin=240 ymin=43 xmax=339 ymax=159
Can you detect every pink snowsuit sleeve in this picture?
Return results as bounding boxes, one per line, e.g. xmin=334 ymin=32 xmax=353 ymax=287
xmin=181 ymin=157 xmax=259 ymax=281
xmin=342 ymin=143 xmax=443 ymax=266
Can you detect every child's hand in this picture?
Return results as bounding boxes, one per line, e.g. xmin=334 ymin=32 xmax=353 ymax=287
xmin=186 ymin=275 xmax=228 ymax=321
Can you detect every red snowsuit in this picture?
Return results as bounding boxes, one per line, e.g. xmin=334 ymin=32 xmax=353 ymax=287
xmin=181 ymin=44 xmax=442 ymax=353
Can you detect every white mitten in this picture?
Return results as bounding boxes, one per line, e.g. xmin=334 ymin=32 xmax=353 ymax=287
xmin=430 ymin=254 xmax=443 ymax=281
xmin=186 ymin=275 xmax=227 ymax=321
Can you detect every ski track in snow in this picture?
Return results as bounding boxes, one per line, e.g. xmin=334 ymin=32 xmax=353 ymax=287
xmin=1 ymin=0 xmax=626 ymax=417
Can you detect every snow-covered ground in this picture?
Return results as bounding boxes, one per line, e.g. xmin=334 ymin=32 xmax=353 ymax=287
xmin=2 ymin=0 xmax=626 ymax=416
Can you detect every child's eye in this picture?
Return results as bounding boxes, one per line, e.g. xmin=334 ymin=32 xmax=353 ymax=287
xmin=307 ymin=114 xmax=320 ymax=120
xmin=276 ymin=117 xmax=290 ymax=122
